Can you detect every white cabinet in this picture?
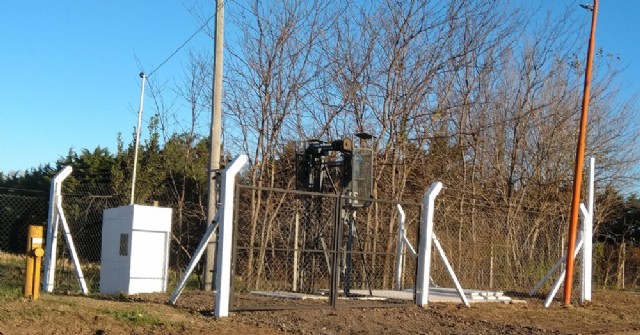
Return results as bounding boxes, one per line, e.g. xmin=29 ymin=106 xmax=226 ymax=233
xmin=99 ymin=205 xmax=172 ymax=295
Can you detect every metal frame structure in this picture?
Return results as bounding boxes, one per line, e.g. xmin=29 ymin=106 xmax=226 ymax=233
xmin=295 ymin=135 xmax=374 ymax=296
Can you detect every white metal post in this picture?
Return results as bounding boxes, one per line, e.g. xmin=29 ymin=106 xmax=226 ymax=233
xmin=130 ymin=72 xmax=146 ymax=205
xmin=416 ymin=182 xmax=442 ymax=307
xmin=42 ymin=166 xmax=72 ymax=293
xmin=215 ymin=155 xmax=248 ymax=318
xmin=582 ymin=157 xmax=595 ymax=302
xmin=395 ymin=204 xmax=406 ymax=290
xmin=293 ymin=210 xmax=300 ymax=292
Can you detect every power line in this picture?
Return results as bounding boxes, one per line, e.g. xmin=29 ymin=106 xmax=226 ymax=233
xmin=147 ymin=14 xmax=215 ymax=78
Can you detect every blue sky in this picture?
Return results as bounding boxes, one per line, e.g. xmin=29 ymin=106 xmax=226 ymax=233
xmin=1 ymin=1 xmax=639 ymax=174
xmin=0 ymin=1 xmax=215 ymax=173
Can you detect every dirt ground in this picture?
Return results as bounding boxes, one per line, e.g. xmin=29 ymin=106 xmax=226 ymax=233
xmin=1 ymin=289 xmax=640 ymax=335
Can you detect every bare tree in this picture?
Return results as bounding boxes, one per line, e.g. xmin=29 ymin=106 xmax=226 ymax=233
xmin=224 ymin=0 xmax=336 ymax=285
xmin=143 ymin=0 xmax=640 ymax=292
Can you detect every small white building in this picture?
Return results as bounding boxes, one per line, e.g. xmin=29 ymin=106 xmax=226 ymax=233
xmin=99 ymin=205 xmax=172 ymax=295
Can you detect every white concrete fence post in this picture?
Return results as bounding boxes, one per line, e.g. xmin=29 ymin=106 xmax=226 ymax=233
xmin=416 ymin=182 xmax=442 ymax=307
xmin=214 ymin=155 xmax=248 ymax=318
xmin=43 ymin=166 xmax=72 ymax=293
xmin=42 ymin=166 xmax=88 ymax=295
xmin=168 ymin=155 xmax=247 ymax=311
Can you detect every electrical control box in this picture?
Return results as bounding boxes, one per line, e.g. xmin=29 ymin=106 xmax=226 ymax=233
xmin=99 ymin=205 xmax=172 ymax=295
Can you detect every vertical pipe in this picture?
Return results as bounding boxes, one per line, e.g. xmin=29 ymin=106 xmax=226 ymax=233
xmin=229 ymin=185 xmax=241 ymax=309
xmin=564 ymin=0 xmax=598 ymax=305
xmin=44 ymin=173 xmax=58 ymax=286
xmin=330 ymin=195 xmax=343 ymax=308
xmin=293 ymin=210 xmax=300 ymax=292
xmin=130 ymin=72 xmax=146 ymax=205
xmin=44 ymin=181 xmax=59 ymax=293
xmin=344 ymin=213 xmax=354 ymax=296
xmin=25 ymin=225 xmax=44 ymax=300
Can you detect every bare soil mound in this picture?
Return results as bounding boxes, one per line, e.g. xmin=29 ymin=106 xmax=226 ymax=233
xmin=1 ymin=290 xmax=639 ymax=334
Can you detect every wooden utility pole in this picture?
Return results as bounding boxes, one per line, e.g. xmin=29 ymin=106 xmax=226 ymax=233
xmin=564 ymin=0 xmax=598 ymax=305
xmin=204 ymin=0 xmax=224 ymax=291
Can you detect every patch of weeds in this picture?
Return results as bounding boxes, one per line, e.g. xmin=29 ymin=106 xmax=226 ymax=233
xmin=108 ymin=309 xmax=166 ymax=326
xmin=0 ymin=254 xmax=25 ymax=303
xmin=0 ymin=252 xmax=25 ymax=265
xmin=0 ymin=286 xmax=23 ymax=301
xmin=88 ymin=278 xmax=100 ymax=292
xmin=185 ymin=273 xmax=201 ymax=290
xmin=166 ymin=271 xmax=201 ymax=291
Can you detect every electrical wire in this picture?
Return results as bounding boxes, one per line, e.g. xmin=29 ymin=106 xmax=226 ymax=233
xmin=146 ymin=14 xmax=214 ymax=78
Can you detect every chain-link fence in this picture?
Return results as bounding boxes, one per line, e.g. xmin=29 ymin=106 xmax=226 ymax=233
xmin=52 ymin=180 xmax=210 ymax=294
xmin=595 ymin=239 xmax=640 ymax=290
xmin=2 ymin=181 xmax=639 ymax=301
xmin=432 ymin=187 xmax=583 ymax=301
xmin=231 ymin=184 xmax=422 ymax=310
xmin=0 ymin=176 xmax=210 ymax=294
xmin=51 ymin=182 xmax=126 ymax=292
xmin=0 ymin=191 xmax=48 ymax=254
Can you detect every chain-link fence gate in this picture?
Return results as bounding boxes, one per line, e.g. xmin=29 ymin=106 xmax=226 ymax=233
xmin=230 ymin=184 xmax=422 ymax=310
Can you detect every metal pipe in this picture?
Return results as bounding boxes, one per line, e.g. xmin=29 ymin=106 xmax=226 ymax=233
xmin=25 ymin=225 xmax=44 ymax=300
xmin=130 ymin=72 xmax=146 ymax=205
